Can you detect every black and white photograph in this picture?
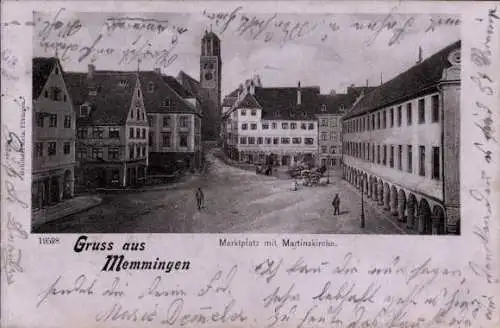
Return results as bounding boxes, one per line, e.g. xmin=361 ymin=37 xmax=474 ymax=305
xmin=31 ymin=10 xmax=461 ymax=234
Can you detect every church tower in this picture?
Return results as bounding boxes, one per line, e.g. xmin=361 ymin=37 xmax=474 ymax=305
xmin=200 ymin=30 xmax=222 ymax=141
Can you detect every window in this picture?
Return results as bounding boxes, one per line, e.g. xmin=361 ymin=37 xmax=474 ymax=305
xmin=129 ymin=127 xmax=135 ymax=138
xmin=330 ymin=132 xmax=337 ymax=141
xmin=36 ymin=113 xmax=44 ymax=127
xmin=148 ymin=82 xmax=155 ymax=92
xmin=377 ymin=112 xmax=381 ymax=129
xmin=129 ymin=145 xmax=134 ymax=159
xmin=282 ymin=122 xmax=289 ymax=129
xmin=80 ymin=105 xmax=90 ymax=117
xmin=142 ymin=128 xmax=146 ymax=139
xmin=148 ymin=115 xmax=154 ymax=127
xmin=93 ymin=127 xmax=104 ymax=139
xmin=149 ymin=132 xmax=154 ymax=146
xmin=179 ymin=133 xmax=188 ymax=147
xmin=305 ymin=138 xmax=314 ymax=145
xmin=77 ymin=128 xmax=88 ymax=139
xmin=301 ymin=123 xmax=307 ymax=130
xmin=407 ymin=103 xmax=412 ymax=125
xmin=431 ymin=95 xmax=439 ymax=122
xmin=432 ymin=147 xmax=440 ymax=179
xmin=408 ymin=145 xmax=413 ymax=173
xmin=242 ymin=123 xmax=248 ymax=130
xmin=161 ymin=99 xmax=172 ymax=108
xmin=332 ymin=118 xmax=337 ymax=127
xmin=49 ymin=114 xmax=57 ymax=127
xmin=397 ymin=106 xmax=402 ymax=126
xmin=419 ymin=146 xmax=425 ymax=176
xmin=248 ymin=137 xmax=255 ymax=144
xmin=418 ymin=99 xmax=425 ymax=123
xmin=308 ymin=123 xmax=314 ymax=130
xmin=292 ymin=137 xmax=301 ymax=144
xmin=320 ymin=119 xmax=328 ymax=127
xmin=108 ymin=147 xmax=119 ymax=160
xmin=44 ymin=90 xmax=48 ymax=98
xmin=262 ymin=123 xmax=269 ymax=129
xmin=241 ymin=109 xmax=246 ymax=116
xmin=272 ymin=122 xmax=277 ymax=129
xmin=281 ymin=137 xmax=290 ymax=144
xmin=251 ymin=123 xmax=257 ymax=130
xmin=321 ymin=104 xmax=327 ymax=112
xmin=63 ymin=142 xmax=70 ymax=155
xmin=76 ymin=148 xmax=86 ymax=160
xmin=372 ymin=144 xmax=375 ymax=163
xmin=390 ymin=145 xmax=394 ymax=168
xmin=321 ymin=146 xmax=327 ymax=153
xmin=92 ymin=147 xmax=103 ymax=160
xmin=35 ymin=143 xmax=43 ymax=157
xmin=265 ymin=137 xmax=271 ymax=144
xmin=377 ymin=145 xmax=380 ymax=164
xmin=257 ymin=137 xmax=263 ymax=144
xmin=64 ymin=115 xmax=71 ymax=128
xmin=119 ymin=80 xmax=129 ymax=88
xmin=136 ymin=128 xmax=140 ymax=139
xmin=290 ymin=122 xmax=297 ymax=130
xmin=179 ymin=116 xmax=189 ymax=128
xmin=163 ymin=116 xmax=171 ymax=128
xmin=137 ymin=89 xmax=141 ymax=97
xmin=142 ymin=145 xmax=146 ymax=157
xmin=383 ymin=111 xmax=387 ymax=128
xmin=390 ymin=108 xmax=394 ymax=127
xmin=162 ymin=132 xmax=171 ymax=146
xmin=251 ymin=109 xmax=257 ymax=116
xmin=240 ymin=136 xmax=247 ymax=144
xmin=398 ymin=145 xmax=403 ymax=170
xmin=321 ymin=132 xmax=327 ymax=141
xmin=273 ymin=137 xmax=279 ymax=145
xmin=372 ymin=114 xmax=375 ymax=130
xmin=331 ymin=146 xmax=337 ymax=154
xmin=383 ymin=145 xmax=387 ymax=165
xmin=51 ymin=87 xmax=62 ymax=101
xmin=109 ymin=127 xmax=120 ymax=138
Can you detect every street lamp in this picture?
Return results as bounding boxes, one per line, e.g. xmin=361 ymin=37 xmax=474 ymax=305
xmin=360 ymin=177 xmax=365 ymax=228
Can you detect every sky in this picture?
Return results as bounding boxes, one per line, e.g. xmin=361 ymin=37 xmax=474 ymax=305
xmin=34 ymin=10 xmax=460 ymax=96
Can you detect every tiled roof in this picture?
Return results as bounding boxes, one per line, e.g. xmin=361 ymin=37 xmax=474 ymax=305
xmin=162 ymin=75 xmax=194 ymax=99
xmin=344 ymin=40 xmax=461 ymax=119
xmin=253 ymin=86 xmax=321 ymax=120
xmin=65 ymin=71 xmax=138 ymax=126
xmin=317 ymin=93 xmax=361 ymax=115
xmin=177 ymin=71 xmax=203 ymax=101
xmin=33 ymin=57 xmax=60 ymax=99
xmin=139 ymin=71 xmax=195 ymax=114
xmin=235 ymin=93 xmax=262 ymax=109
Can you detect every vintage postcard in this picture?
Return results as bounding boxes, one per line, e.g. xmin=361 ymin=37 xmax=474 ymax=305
xmin=1 ymin=1 xmax=499 ymax=327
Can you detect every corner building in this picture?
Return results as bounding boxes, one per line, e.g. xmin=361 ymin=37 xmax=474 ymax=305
xmin=342 ymin=41 xmax=461 ymax=235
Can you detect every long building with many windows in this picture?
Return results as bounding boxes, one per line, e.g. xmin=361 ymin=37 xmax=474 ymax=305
xmin=342 ymin=40 xmax=461 ymax=235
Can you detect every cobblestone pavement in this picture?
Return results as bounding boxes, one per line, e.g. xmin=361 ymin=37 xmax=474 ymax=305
xmin=35 ymin=150 xmax=409 ymax=234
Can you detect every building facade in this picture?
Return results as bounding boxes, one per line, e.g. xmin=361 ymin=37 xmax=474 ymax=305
xmin=142 ymin=70 xmax=203 ymax=172
xmin=223 ymin=84 xmax=319 ymax=166
xmin=342 ymin=41 xmax=461 ymax=235
xmin=32 ymin=57 xmax=76 ymax=210
xmin=65 ymin=66 xmax=149 ymax=189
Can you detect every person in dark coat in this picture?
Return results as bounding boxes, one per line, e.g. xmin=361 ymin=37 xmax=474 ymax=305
xmin=332 ymin=193 xmax=340 ymax=215
xmin=195 ymin=187 xmax=205 ymax=210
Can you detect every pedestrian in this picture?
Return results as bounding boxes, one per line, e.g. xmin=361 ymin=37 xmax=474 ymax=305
xmin=195 ymin=187 xmax=205 ymax=210
xmin=291 ymin=179 xmax=299 ymax=191
xmin=332 ymin=193 xmax=340 ymax=216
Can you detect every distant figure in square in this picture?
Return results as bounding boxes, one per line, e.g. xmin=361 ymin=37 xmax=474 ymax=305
xmin=332 ymin=193 xmax=340 ymax=215
xmin=291 ymin=179 xmax=299 ymax=191
xmin=196 ymin=187 xmax=205 ymax=210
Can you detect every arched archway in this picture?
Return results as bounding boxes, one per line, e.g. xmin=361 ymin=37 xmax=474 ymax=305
xmin=378 ymin=180 xmax=384 ymax=205
xmin=363 ymin=173 xmax=368 ymax=194
xmin=371 ymin=177 xmax=378 ymax=201
xmin=390 ymin=185 xmax=398 ymax=216
xmin=397 ymin=189 xmax=406 ymax=222
xmin=383 ymin=183 xmax=390 ymax=210
xmin=407 ymin=194 xmax=418 ymax=229
xmin=418 ymin=199 xmax=432 ymax=235
xmin=432 ymin=206 xmax=446 ymax=235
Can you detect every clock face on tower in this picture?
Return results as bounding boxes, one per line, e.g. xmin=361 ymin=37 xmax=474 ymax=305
xmin=204 ymin=72 xmax=213 ymax=80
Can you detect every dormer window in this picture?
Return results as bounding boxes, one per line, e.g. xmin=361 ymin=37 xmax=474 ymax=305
xmin=80 ymin=104 xmax=90 ymax=117
xmin=339 ymin=104 xmax=345 ymax=111
xmin=161 ymin=99 xmax=172 ymax=108
xmin=321 ymin=104 xmax=327 ymax=112
xmin=119 ymin=80 xmax=129 ymax=88
xmin=54 ymin=66 xmax=59 ymax=75
xmin=88 ymin=87 xmax=97 ymax=96
xmin=50 ymin=87 xmax=63 ymax=101
xmin=302 ymin=112 xmax=307 ymax=118
xmin=274 ymin=112 xmax=279 ymax=117
xmin=137 ymin=89 xmax=141 ymax=97
xmin=148 ymin=82 xmax=155 ymax=92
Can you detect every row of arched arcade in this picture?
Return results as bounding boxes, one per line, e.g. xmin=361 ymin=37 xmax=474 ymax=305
xmin=343 ymin=165 xmax=447 ymax=235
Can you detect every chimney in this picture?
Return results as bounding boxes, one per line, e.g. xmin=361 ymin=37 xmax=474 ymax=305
xmin=154 ymin=67 xmax=161 ymax=75
xmin=417 ymin=46 xmax=423 ymax=64
xmin=297 ymin=81 xmax=301 ymax=105
xmin=88 ymin=64 xmax=95 ymax=79
xmin=250 ymin=80 xmax=255 ymax=95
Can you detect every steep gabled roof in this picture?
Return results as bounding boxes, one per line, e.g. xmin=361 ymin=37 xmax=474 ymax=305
xmin=139 ymin=71 xmax=195 ymax=114
xmin=235 ymin=93 xmax=261 ymax=109
xmin=317 ymin=93 xmax=357 ymax=115
xmin=345 ymin=40 xmax=460 ymax=119
xmin=162 ymin=75 xmax=194 ymax=99
xmin=33 ymin=57 xmax=61 ymax=99
xmin=254 ymin=86 xmax=321 ymax=120
xmin=65 ymin=71 xmax=138 ymax=126
xmin=177 ymin=70 xmax=203 ymax=100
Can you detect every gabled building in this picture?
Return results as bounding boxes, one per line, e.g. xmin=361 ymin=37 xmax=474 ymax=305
xmin=223 ymin=83 xmax=320 ymax=166
xmin=32 ymin=57 xmax=76 ymax=211
xmin=342 ymin=40 xmax=461 ymax=235
xmin=140 ymin=70 xmax=202 ymax=173
xmin=65 ymin=65 xmax=149 ymax=189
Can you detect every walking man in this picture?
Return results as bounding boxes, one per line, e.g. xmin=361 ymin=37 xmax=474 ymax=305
xmin=332 ymin=193 xmax=340 ymax=216
xmin=195 ymin=187 xmax=205 ymax=210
